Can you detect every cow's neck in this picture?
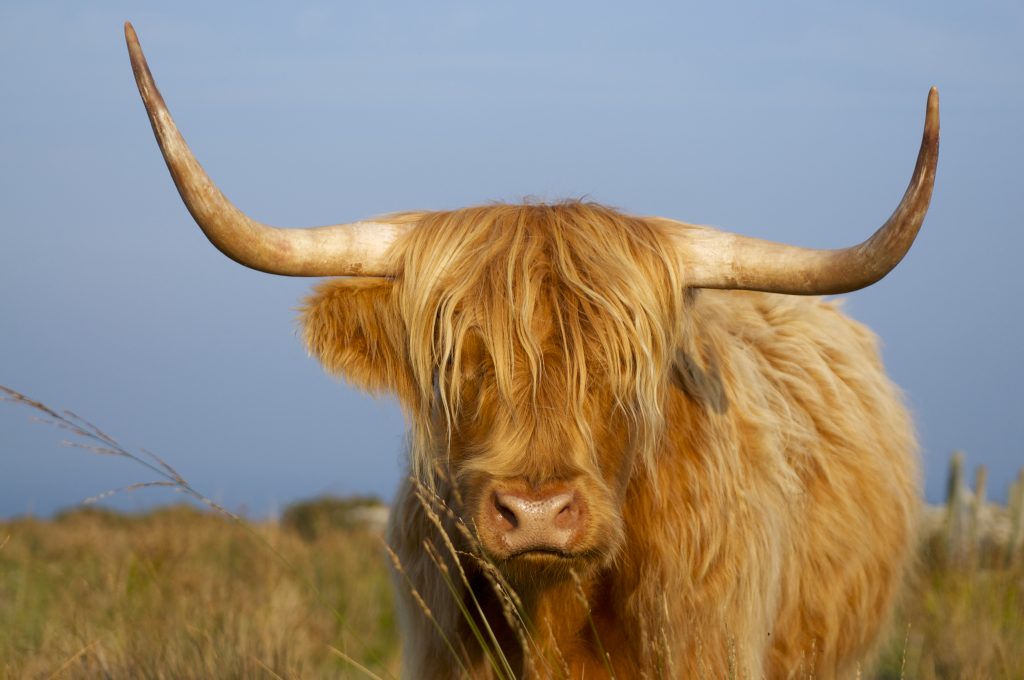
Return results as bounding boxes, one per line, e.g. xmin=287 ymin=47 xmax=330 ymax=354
xmin=466 ymin=565 xmax=632 ymax=679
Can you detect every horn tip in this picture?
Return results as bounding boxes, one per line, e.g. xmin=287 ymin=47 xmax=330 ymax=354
xmin=125 ymin=22 xmax=143 ymax=61
xmin=925 ymin=86 xmax=940 ymax=138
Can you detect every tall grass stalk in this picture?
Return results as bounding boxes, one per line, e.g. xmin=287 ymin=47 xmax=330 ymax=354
xmin=415 ymin=486 xmax=517 ymax=679
xmin=384 ymin=543 xmax=474 ymax=678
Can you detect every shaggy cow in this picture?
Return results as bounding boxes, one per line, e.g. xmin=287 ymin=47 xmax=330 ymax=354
xmin=126 ymin=22 xmax=938 ymax=679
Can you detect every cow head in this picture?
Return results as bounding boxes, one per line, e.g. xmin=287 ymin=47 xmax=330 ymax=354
xmin=125 ymin=22 xmax=938 ymax=581
xmin=300 ymin=204 xmax=688 ymax=577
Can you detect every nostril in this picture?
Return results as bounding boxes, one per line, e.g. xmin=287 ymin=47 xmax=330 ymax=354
xmin=493 ymin=493 xmax=519 ymax=529
xmin=554 ymin=495 xmax=580 ymax=528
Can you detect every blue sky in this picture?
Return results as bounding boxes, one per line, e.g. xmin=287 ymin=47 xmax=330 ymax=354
xmin=2 ymin=1 xmax=1022 ymax=517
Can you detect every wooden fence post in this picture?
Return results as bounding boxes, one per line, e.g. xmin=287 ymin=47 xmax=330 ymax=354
xmin=969 ymin=464 xmax=987 ymax=568
xmin=1010 ymin=468 xmax=1024 ymax=567
xmin=945 ymin=451 xmax=968 ymax=568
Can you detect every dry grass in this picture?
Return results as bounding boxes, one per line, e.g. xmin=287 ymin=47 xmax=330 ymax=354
xmin=0 ymin=506 xmax=398 ymax=679
xmin=874 ymin=536 xmax=1024 ymax=679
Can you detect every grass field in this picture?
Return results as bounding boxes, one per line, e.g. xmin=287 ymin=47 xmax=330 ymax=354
xmin=0 ymin=504 xmax=398 ymax=679
xmin=2 ymin=499 xmax=1022 ymax=679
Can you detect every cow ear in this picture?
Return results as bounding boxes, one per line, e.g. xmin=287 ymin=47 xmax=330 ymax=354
xmin=670 ymin=345 xmax=728 ymax=414
xmin=300 ymin=278 xmax=415 ymax=406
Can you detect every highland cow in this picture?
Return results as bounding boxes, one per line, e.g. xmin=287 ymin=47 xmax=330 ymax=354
xmin=126 ymin=22 xmax=938 ymax=678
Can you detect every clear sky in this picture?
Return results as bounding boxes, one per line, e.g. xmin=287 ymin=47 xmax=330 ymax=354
xmin=2 ymin=1 xmax=1022 ymax=518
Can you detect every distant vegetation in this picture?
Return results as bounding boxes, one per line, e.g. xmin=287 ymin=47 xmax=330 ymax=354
xmin=282 ymin=495 xmax=390 ymax=540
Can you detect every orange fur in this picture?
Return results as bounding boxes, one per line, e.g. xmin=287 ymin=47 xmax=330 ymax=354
xmin=301 ymin=201 xmax=918 ymax=678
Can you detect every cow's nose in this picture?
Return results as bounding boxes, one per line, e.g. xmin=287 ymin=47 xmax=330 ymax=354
xmin=485 ymin=485 xmax=585 ymax=555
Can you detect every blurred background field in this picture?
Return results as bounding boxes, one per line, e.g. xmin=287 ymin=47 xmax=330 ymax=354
xmin=2 ymin=461 xmax=1022 ymax=680
xmin=0 ymin=500 xmax=398 ymax=679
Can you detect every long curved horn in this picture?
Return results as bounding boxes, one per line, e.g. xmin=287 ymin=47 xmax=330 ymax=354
xmin=661 ymin=88 xmax=939 ymax=295
xmin=125 ymin=22 xmax=405 ymax=277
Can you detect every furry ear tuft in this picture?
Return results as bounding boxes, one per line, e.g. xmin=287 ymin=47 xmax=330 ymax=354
xmin=300 ymin=278 xmax=415 ymax=406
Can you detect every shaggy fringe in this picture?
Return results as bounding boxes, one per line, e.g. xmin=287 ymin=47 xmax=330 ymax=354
xmin=383 ymin=202 xmax=686 ymax=483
